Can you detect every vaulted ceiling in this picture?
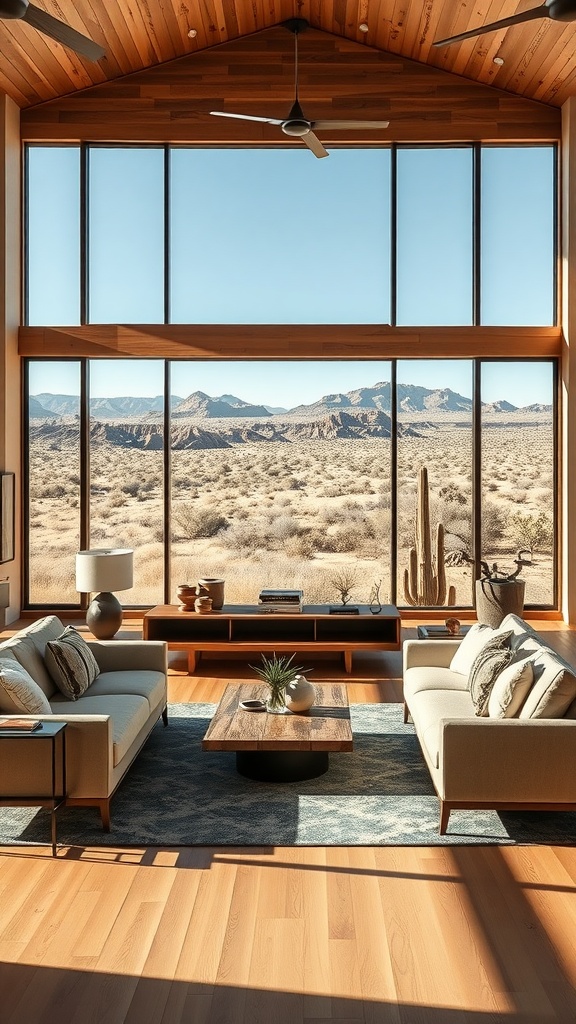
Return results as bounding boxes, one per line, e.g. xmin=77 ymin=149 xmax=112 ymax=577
xmin=3 ymin=0 xmax=576 ymax=110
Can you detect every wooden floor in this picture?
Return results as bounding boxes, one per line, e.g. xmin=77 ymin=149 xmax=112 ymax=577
xmin=2 ymin=621 xmax=576 ymax=1023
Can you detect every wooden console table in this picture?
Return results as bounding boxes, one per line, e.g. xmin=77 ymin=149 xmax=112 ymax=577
xmin=143 ymin=603 xmax=401 ymax=674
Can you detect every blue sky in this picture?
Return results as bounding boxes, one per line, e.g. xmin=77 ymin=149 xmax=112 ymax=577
xmin=26 ymin=144 xmax=556 ymax=406
xmin=30 ymin=358 xmax=554 ymax=407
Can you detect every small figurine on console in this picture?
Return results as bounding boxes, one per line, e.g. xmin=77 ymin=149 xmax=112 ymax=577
xmin=445 ymin=616 xmax=461 ymax=636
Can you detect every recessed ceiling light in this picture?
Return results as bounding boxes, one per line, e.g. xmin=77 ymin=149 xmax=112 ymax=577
xmin=188 ymin=28 xmax=198 ymax=38
xmin=359 ymin=22 xmax=369 ymax=33
xmin=493 ymin=56 xmax=504 ymax=65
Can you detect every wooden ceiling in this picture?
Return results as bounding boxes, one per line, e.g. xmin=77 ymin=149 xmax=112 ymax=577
xmin=4 ymin=0 xmax=576 ymax=111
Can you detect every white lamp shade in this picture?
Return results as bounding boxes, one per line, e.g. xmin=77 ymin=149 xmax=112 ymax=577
xmin=76 ymin=549 xmax=134 ymax=593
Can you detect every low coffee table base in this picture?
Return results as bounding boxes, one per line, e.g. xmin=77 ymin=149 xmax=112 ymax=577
xmin=236 ymin=749 xmax=329 ymax=782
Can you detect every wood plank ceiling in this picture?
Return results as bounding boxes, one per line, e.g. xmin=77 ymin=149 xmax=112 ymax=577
xmin=3 ymin=0 xmax=576 ymax=110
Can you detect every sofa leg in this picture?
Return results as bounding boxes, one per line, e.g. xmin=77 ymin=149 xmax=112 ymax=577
xmin=99 ymin=800 xmax=111 ymax=832
xmin=439 ymin=802 xmax=451 ymax=835
xmin=403 ymin=702 xmax=410 ymax=724
xmin=162 ymin=706 xmax=168 ymax=727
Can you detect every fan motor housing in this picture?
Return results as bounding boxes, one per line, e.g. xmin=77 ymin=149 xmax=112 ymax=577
xmin=282 ymin=120 xmax=311 ymax=137
xmin=0 ymin=0 xmax=28 ymax=17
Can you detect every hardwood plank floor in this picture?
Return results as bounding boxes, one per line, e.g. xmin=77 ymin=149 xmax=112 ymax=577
xmin=1 ymin=619 xmax=576 ymax=1022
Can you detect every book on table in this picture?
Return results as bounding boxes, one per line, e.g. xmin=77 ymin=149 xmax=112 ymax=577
xmin=258 ymin=589 xmax=303 ymax=603
xmin=0 ymin=718 xmax=42 ymax=732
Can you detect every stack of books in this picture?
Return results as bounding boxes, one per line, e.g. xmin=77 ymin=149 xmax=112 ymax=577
xmin=258 ymin=589 xmax=303 ymax=613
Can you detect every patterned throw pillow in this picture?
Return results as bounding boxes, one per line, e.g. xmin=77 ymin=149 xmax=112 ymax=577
xmin=468 ymin=631 xmax=513 ymax=717
xmin=44 ymin=627 xmax=99 ymax=701
xmin=0 ymin=650 xmax=52 ymax=714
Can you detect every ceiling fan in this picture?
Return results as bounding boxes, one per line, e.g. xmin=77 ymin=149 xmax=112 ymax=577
xmin=0 ymin=0 xmax=105 ymax=61
xmin=210 ymin=18 xmax=389 ymax=159
xmin=433 ymin=0 xmax=576 ymax=47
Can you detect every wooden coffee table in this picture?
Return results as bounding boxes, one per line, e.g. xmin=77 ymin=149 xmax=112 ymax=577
xmin=202 ymin=682 xmax=353 ymax=782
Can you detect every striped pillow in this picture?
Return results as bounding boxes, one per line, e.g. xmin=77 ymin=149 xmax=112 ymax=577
xmin=44 ymin=627 xmax=99 ymax=700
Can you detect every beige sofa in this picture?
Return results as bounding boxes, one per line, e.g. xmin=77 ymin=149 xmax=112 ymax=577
xmin=0 ymin=615 xmax=168 ymax=829
xmin=403 ymin=614 xmax=576 ymax=834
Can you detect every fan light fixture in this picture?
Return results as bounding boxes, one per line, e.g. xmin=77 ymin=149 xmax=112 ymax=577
xmin=209 ymin=19 xmax=389 ymax=159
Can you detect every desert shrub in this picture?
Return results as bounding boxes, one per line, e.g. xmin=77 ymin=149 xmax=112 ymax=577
xmin=508 ymin=510 xmax=553 ymax=552
xmin=331 ymin=523 xmax=370 ymax=552
xmin=122 ymin=481 xmax=141 ymax=497
xmin=173 ymin=505 xmax=228 ymax=539
xmin=284 ymin=533 xmax=316 ymax=558
xmin=439 ymin=483 xmax=467 ymax=505
xmin=481 ymin=500 xmax=507 ymax=544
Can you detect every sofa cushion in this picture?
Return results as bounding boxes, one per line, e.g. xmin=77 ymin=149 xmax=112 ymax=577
xmin=518 ymin=648 xmax=576 ymax=719
xmin=409 ymin=689 xmax=476 ymax=769
xmin=468 ymin=631 xmax=513 ymax=716
xmin=45 ymin=627 xmax=100 ymax=700
xmin=0 ymin=615 xmax=65 ymax=699
xmin=449 ymin=623 xmax=495 ymax=676
xmin=88 ymin=670 xmax=166 ymax=712
xmin=0 ymin=649 xmax=52 ymax=714
xmin=49 ymin=693 xmax=151 ymax=766
xmin=487 ymin=655 xmax=534 ymax=719
xmin=403 ymin=666 xmax=469 ymax=703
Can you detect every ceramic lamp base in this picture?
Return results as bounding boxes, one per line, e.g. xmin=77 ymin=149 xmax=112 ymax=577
xmin=86 ymin=591 xmax=123 ymax=639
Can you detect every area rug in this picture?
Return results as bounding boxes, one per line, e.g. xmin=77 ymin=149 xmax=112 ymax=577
xmin=2 ymin=703 xmax=576 ymax=847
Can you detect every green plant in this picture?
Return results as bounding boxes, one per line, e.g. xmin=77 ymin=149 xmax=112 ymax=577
xmin=508 ymin=510 xmax=553 ymax=552
xmin=403 ymin=466 xmax=456 ymax=607
xmin=250 ymin=653 xmax=307 ymax=711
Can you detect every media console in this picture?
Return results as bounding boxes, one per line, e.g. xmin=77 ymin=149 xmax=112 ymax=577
xmin=143 ymin=604 xmax=401 ymax=674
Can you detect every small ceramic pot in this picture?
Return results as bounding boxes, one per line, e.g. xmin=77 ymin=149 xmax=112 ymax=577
xmin=284 ymin=674 xmax=315 ymax=713
xmin=197 ymin=578 xmax=225 ymax=610
xmin=177 ymin=584 xmax=197 ymax=611
xmin=195 ymin=596 xmax=213 ymax=614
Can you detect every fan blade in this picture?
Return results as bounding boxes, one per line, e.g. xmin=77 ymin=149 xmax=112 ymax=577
xmin=433 ymin=5 xmax=548 ymax=46
xmin=210 ymin=111 xmax=284 ymax=125
xmin=303 ymin=132 xmax=329 ymax=159
xmin=312 ymin=119 xmax=390 ymax=130
xmin=23 ymin=3 xmax=105 ymax=60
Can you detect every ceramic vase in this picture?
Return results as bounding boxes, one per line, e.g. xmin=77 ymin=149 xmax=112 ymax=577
xmin=284 ymin=674 xmax=315 ymax=713
xmin=475 ymin=578 xmax=525 ymax=629
xmin=197 ymin=578 xmax=225 ymax=610
xmin=176 ymin=584 xmax=197 ymax=611
xmin=195 ymin=595 xmax=213 ymax=614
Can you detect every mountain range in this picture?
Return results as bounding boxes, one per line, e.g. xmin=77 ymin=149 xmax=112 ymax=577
xmin=29 ymin=382 xmax=551 ymax=422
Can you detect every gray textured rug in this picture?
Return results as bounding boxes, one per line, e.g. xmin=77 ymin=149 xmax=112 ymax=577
xmin=2 ymin=702 xmax=576 ymax=847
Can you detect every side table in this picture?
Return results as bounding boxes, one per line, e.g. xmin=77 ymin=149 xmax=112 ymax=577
xmin=0 ymin=721 xmax=67 ymax=856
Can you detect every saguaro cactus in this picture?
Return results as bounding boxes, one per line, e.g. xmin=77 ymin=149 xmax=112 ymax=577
xmin=403 ymin=466 xmax=456 ymax=607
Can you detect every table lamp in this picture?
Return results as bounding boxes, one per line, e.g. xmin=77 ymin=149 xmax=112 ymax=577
xmin=76 ymin=548 xmax=134 ymax=639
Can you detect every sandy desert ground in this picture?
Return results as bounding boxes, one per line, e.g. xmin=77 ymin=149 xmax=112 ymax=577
xmin=28 ymin=414 xmax=554 ymax=609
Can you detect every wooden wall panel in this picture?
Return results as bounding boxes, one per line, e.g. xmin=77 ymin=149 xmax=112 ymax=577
xmin=18 ymin=324 xmax=562 ymax=361
xmin=21 ymin=28 xmax=560 ymax=143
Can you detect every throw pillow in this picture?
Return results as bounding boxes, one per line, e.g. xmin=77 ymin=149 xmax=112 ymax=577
xmin=519 ymin=648 xmax=576 ymax=719
xmin=487 ymin=655 xmax=534 ymax=719
xmin=449 ymin=623 xmax=495 ymax=676
xmin=44 ymin=627 xmax=99 ymax=701
xmin=0 ymin=650 xmax=52 ymax=714
xmin=468 ymin=631 xmax=513 ymax=716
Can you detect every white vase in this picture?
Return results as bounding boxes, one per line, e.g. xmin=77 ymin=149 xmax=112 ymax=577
xmin=284 ymin=674 xmax=315 ymax=713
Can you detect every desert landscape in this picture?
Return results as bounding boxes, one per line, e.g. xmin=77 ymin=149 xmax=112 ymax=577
xmin=27 ymin=380 xmax=555 ymax=609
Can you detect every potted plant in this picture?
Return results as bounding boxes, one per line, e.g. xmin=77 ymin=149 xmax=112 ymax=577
xmin=250 ymin=653 xmax=306 ymax=714
xmin=463 ymin=550 xmax=531 ymax=628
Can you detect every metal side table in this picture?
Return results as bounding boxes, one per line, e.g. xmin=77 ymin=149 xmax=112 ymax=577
xmin=0 ymin=721 xmax=67 ymax=856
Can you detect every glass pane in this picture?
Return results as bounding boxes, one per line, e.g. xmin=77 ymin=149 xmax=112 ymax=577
xmin=396 ymin=148 xmax=473 ymax=326
xmin=170 ymin=361 xmax=392 ymax=606
xmin=481 ymin=361 xmax=555 ymax=606
xmin=27 ymin=361 xmax=81 ymax=603
xmin=27 ymin=147 xmax=80 ymax=326
xmin=481 ymin=147 xmax=555 ymax=326
xmin=396 ymin=360 xmax=474 ymax=607
xmin=88 ymin=148 xmax=164 ymax=323
xmin=170 ymin=149 xmax=391 ymax=324
xmin=89 ymin=360 xmax=165 ymax=605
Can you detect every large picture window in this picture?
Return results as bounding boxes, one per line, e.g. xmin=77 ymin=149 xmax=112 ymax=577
xmin=25 ymin=358 xmax=558 ymax=610
xmin=25 ymin=144 xmax=557 ymax=329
